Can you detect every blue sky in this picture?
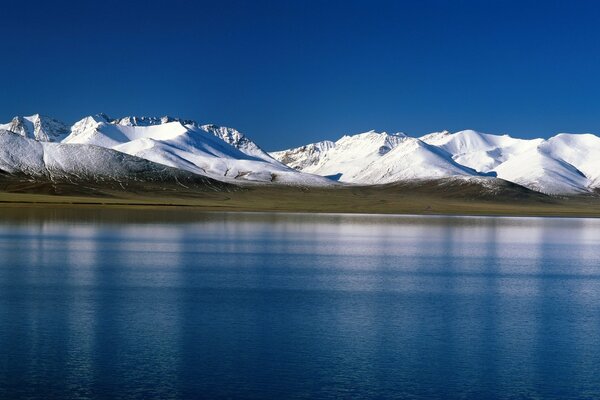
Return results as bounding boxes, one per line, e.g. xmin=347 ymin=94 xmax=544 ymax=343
xmin=1 ymin=0 xmax=599 ymax=149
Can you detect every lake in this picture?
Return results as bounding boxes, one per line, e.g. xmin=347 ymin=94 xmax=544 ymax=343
xmin=0 ymin=209 xmax=599 ymax=399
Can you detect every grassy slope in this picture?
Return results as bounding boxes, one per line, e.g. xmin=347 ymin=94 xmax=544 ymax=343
xmin=0 ymin=176 xmax=600 ymax=217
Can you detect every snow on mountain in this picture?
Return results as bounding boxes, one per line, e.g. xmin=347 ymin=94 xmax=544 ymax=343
xmin=270 ymin=140 xmax=336 ymax=171
xmin=69 ymin=114 xmax=111 ymax=137
xmin=0 ymin=114 xmax=70 ymax=142
xmin=419 ymin=129 xmax=594 ymax=194
xmin=104 ymin=115 xmax=274 ymax=161
xmin=493 ymin=147 xmax=589 ymax=195
xmin=270 ymin=130 xmax=478 ymax=183
xmin=539 ymin=133 xmax=600 ymax=189
xmin=420 ymin=129 xmax=542 ymax=172
xmin=113 ymin=115 xmax=195 ymax=127
xmin=69 ymin=114 xmax=277 ymax=163
xmin=64 ymin=115 xmax=332 ymax=186
xmin=272 ymin=128 xmax=600 ymax=194
xmin=0 ymin=130 xmax=228 ymax=189
xmin=269 ymin=130 xmax=409 ymax=181
xmin=199 ymin=124 xmax=275 ymax=162
xmin=3 ymin=112 xmax=600 ymax=195
xmin=351 ymin=138 xmax=479 ymax=184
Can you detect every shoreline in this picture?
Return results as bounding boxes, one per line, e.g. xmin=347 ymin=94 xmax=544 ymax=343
xmin=1 ymin=189 xmax=600 ymax=219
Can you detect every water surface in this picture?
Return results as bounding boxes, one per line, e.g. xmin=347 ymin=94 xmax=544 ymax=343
xmin=0 ymin=209 xmax=599 ymax=399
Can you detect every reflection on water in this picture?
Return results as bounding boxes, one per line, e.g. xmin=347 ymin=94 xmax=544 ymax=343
xmin=1 ymin=209 xmax=600 ymax=399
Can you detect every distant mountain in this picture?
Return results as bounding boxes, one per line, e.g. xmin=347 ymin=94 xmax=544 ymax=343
xmin=540 ymin=134 xmax=600 ymax=188
xmin=270 ymin=130 xmax=479 ymax=183
xmin=271 ymin=131 xmax=411 ymax=180
xmin=270 ymin=140 xmax=335 ymax=171
xmin=273 ymin=129 xmax=600 ymax=194
xmin=2 ymin=113 xmax=600 ymax=195
xmin=419 ymin=129 xmax=593 ymax=194
xmin=63 ymin=114 xmax=332 ymax=186
xmin=419 ymin=130 xmax=542 ymax=172
xmin=199 ymin=124 xmax=276 ymax=162
xmin=0 ymin=114 xmax=70 ymax=142
xmin=0 ymin=130 xmax=231 ymax=191
xmin=69 ymin=114 xmax=273 ymax=160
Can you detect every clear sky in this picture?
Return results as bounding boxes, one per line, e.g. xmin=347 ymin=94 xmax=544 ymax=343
xmin=1 ymin=0 xmax=600 ymax=149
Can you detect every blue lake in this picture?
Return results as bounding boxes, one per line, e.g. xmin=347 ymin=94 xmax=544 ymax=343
xmin=1 ymin=210 xmax=600 ymax=399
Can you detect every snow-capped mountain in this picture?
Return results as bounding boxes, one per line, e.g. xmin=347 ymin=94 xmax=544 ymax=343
xmin=419 ymin=130 xmax=542 ymax=173
xmin=540 ymin=134 xmax=600 ymax=188
xmin=270 ymin=140 xmax=335 ymax=170
xmin=69 ymin=114 xmax=273 ymax=160
xmin=272 ymin=129 xmax=600 ymax=195
xmin=349 ymin=138 xmax=480 ymax=184
xmin=418 ymin=130 xmax=593 ymax=194
xmin=492 ymin=147 xmax=589 ymax=195
xmin=199 ymin=124 xmax=276 ymax=162
xmin=63 ymin=114 xmax=331 ymax=185
xmin=270 ymin=130 xmax=412 ymax=180
xmin=2 ymin=112 xmax=600 ymax=195
xmin=0 ymin=130 xmax=229 ymax=190
xmin=269 ymin=130 xmax=479 ymax=183
xmin=0 ymin=114 xmax=70 ymax=142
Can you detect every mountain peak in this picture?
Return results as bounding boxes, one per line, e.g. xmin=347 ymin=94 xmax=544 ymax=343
xmin=200 ymin=124 xmax=246 ymax=147
xmin=340 ymin=130 xmax=406 ymax=140
xmin=4 ymin=112 xmax=600 ymax=194
xmin=199 ymin=124 xmax=275 ymax=162
xmin=336 ymin=130 xmax=408 ymax=153
xmin=114 ymin=115 xmax=197 ymax=127
xmin=269 ymin=140 xmax=336 ymax=171
xmin=0 ymin=114 xmax=70 ymax=142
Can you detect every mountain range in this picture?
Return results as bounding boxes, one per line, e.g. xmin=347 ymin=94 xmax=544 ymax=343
xmin=1 ymin=113 xmax=599 ymax=196
xmin=271 ymin=129 xmax=600 ymax=195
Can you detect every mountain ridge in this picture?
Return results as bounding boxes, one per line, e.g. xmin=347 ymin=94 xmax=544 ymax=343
xmin=271 ymin=128 xmax=600 ymax=195
xmin=2 ymin=113 xmax=600 ymax=195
